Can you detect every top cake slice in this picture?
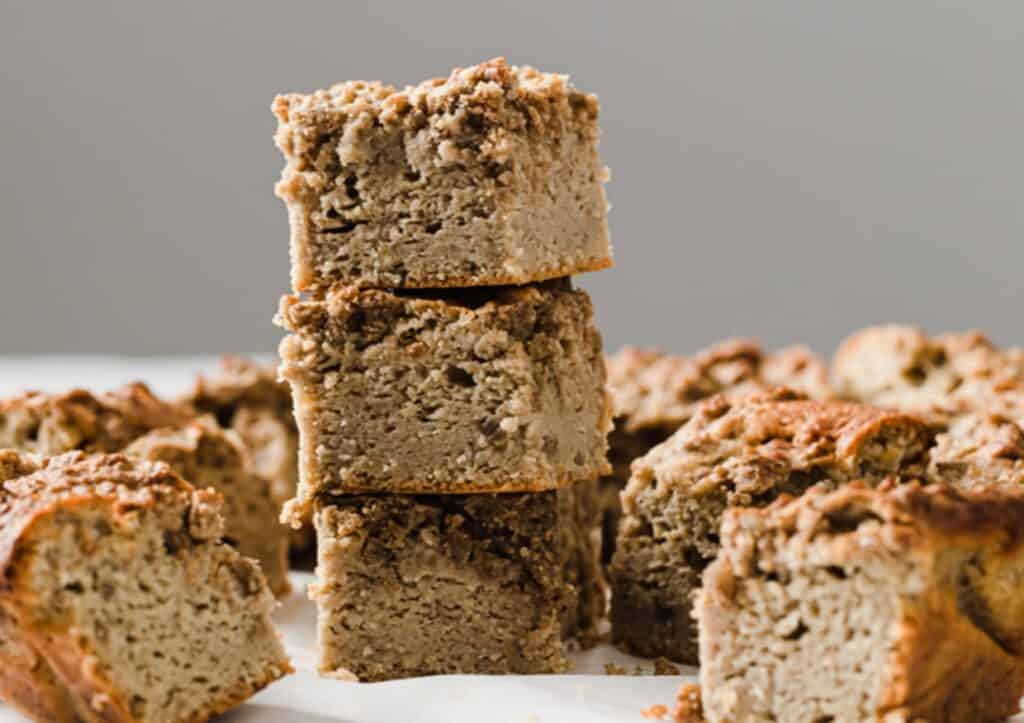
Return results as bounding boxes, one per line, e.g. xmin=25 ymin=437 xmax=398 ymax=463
xmin=273 ymin=57 xmax=611 ymax=291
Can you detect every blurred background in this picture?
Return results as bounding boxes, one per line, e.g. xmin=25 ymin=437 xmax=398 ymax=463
xmin=2 ymin=2 xmax=1022 ymax=356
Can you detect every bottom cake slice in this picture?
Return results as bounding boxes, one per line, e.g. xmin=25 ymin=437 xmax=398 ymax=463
xmin=698 ymin=482 xmax=1024 ymax=723
xmin=0 ymin=450 xmax=291 ymax=723
xmin=312 ymin=481 xmax=604 ymax=681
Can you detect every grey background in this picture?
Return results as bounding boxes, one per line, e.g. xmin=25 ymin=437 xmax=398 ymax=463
xmin=2 ymin=2 xmax=1022 ymax=357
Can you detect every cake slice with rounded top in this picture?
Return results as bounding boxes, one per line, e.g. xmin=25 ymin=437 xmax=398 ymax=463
xmin=599 ymin=340 xmax=832 ymax=562
xmin=276 ymin=279 xmax=611 ymax=523
xmin=609 ymin=388 xmax=932 ymax=663
xmin=832 ymin=325 xmax=1024 ymax=428
xmin=125 ymin=416 xmax=291 ymax=597
xmin=0 ymin=385 xmax=292 ymax=597
xmin=273 ymin=57 xmax=611 ymax=291
xmin=182 ymin=356 xmax=310 ymax=552
xmin=0 ymin=450 xmax=290 ymax=723
xmin=698 ymin=482 xmax=1024 ymax=722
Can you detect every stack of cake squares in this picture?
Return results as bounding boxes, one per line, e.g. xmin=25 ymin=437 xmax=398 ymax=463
xmin=271 ymin=58 xmax=614 ymax=681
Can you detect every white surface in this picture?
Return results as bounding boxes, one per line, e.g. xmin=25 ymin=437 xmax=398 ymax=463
xmin=0 ymin=357 xmax=690 ymax=722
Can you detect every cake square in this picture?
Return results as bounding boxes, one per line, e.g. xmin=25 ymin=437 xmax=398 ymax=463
xmin=698 ymin=482 xmax=1024 ymax=722
xmin=600 ymin=340 xmax=831 ymax=562
xmin=273 ymin=57 xmax=611 ymax=291
xmin=184 ymin=356 xmax=310 ymax=551
xmin=0 ymin=386 xmax=292 ymax=597
xmin=609 ymin=389 xmax=932 ymax=663
xmin=276 ymin=280 xmax=610 ymax=516
xmin=125 ymin=417 xmax=291 ymax=597
xmin=0 ymin=451 xmax=290 ymax=722
xmin=311 ymin=481 xmax=604 ymax=681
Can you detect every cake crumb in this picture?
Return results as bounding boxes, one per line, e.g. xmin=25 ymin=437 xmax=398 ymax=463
xmin=653 ymin=657 xmax=680 ymax=676
xmin=604 ymin=663 xmax=627 ymax=675
xmin=641 ymin=703 xmax=668 ymax=719
xmin=673 ymin=683 xmax=705 ymax=723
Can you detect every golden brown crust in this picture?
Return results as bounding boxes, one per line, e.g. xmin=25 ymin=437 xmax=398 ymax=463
xmin=0 ymin=452 xmax=215 ymax=586
xmin=606 ymin=340 xmax=832 ymax=435
xmin=0 ymin=383 xmax=193 ymax=456
xmin=630 ymin=388 xmax=932 ymax=500
xmin=715 ymin=481 xmax=1024 ymax=585
xmin=832 ymin=325 xmax=1024 ymax=428
xmin=273 ymin=56 xmax=598 ymax=142
xmin=930 ymin=412 xmax=1024 ymax=488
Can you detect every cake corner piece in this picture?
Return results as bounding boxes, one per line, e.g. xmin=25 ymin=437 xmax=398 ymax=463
xmin=698 ymin=481 xmax=1024 ymax=722
xmin=0 ymin=450 xmax=291 ymax=723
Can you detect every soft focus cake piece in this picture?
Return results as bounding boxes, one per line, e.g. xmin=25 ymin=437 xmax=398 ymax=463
xmin=832 ymin=325 xmax=1024 ymax=428
xmin=0 ymin=386 xmax=291 ymax=596
xmin=273 ymin=57 xmax=611 ymax=291
xmin=276 ymin=280 xmax=610 ymax=519
xmin=0 ymin=383 xmax=192 ymax=455
xmin=929 ymin=411 xmax=1024 ymax=488
xmin=600 ymin=341 xmax=831 ymax=562
xmin=312 ymin=481 xmax=604 ymax=681
xmin=609 ymin=388 xmax=932 ymax=663
xmin=0 ymin=451 xmax=290 ymax=723
xmin=698 ymin=482 xmax=1024 ymax=723
xmin=184 ymin=356 xmax=310 ymax=551
xmin=125 ymin=417 xmax=291 ymax=597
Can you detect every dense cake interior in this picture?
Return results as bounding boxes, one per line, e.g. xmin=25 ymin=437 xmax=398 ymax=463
xmin=312 ymin=489 xmax=591 ymax=680
xmin=701 ymin=556 xmax=907 ymax=720
xmin=16 ymin=505 xmax=286 ymax=723
xmin=278 ymin=282 xmax=609 ymax=507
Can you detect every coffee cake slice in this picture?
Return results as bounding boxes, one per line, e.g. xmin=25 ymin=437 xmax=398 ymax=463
xmin=609 ymin=388 xmax=931 ymax=663
xmin=184 ymin=356 xmax=309 ymax=551
xmin=698 ymin=482 xmax=1024 ymax=723
xmin=0 ymin=451 xmax=290 ymax=723
xmin=276 ymin=280 xmax=610 ymax=518
xmin=832 ymin=325 xmax=1024 ymax=428
xmin=311 ymin=481 xmax=603 ymax=681
xmin=125 ymin=417 xmax=291 ymax=597
xmin=600 ymin=341 xmax=831 ymax=563
xmin=274 ymin=57 xmax=611 ymax=291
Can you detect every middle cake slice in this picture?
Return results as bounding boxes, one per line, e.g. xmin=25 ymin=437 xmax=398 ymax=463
xmin=276 ymin=279 xmax=610 ymax=520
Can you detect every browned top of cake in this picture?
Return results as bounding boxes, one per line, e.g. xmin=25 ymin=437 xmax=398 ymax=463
xmin=0 ymin=383 xmax=193 ymax=456
xmin=273 ymin=57 xmax=598 ymax=143
xmin=631 ymin=388 xmax=932 ymax=500
xmin=930 ymin=412 xmax=1024 ymax=488
xmin=607 ymin=340 xmax=832 ymax=434
xmin=184 ymin=356 xmax=292 ymax=421
xmin=832 ymin=325 xmax=1024 ymax=427
xmin=0 ymin=451 xmax=222 ymax=583
xmin=715 ymin=481 xmax=1024 ymax=584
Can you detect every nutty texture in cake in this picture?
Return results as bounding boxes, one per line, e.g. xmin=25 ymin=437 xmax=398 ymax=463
xmin=0 ymin=383 xmax=192 ymax=455
xmin=184 ymin=356 xmax=310 ymax=551
xmin=273 ymin=57 xmax=611 ymax=291
xmin=0 ymin=451 xmax=290 ymax=723
xmin=698 ymin=482 xmax=1024 ymax=722
xmin=599 ymin=340 xmax=832 ymax=563
xmin=609 ymin=388 xmax=932 ymax=663
xmin=124 ymin=417 xmax=291 ymax=597
xmin=832 ymin=325 xmax=1024 ymax=428
xmin=311 ymin=481 xmax=604 ymax=681
xmin=276 ymin=280 xmax=611 ymax=520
